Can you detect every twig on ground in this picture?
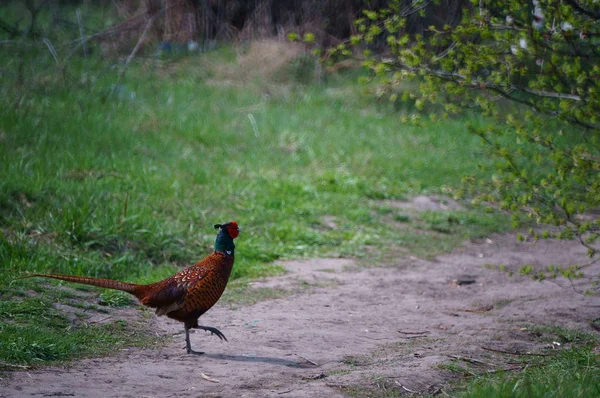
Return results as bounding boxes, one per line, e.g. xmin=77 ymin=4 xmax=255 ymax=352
xmin=0 ymin=361 xmax=30 ymax=369
xmin=398 ymin=330 xmax=430 ymax=335
xmin=296 ymin=354 xmax=319 ymax=366
xmin=484 ymin=365 xmax=526 ymax=374
xmin=481 ymin=346 xmax=548 ymax=356
xmin=278 ymin=388 xmax=295 ymax=394
xmin=88 ymin=316 xmax=113 ymax=324
xmin=359 ymin=336 xmax=389 ymax=341
xmin=394 ymin=381 xmax=417 ymax=393
xmin=448 ymin=355 xmax=495 ymax=367
xmin=199 ymin=372 xmax=220 ymax=383
xmin=302 ymin=373 xmax=327 ymax=380
xmin=464 ymin=306 xmax=493 ymax=313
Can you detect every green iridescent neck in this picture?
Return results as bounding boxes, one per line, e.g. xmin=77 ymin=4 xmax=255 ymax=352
xmin=214 ymin=230 xmax=235 ymax=255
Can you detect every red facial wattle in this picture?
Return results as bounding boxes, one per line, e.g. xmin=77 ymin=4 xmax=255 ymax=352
xmin=227 ymin=222 xmax=239 ymax=239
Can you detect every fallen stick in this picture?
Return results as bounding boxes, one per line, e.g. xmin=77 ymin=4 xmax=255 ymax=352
xmin=394 ymin=381 xmax=417 ymax=393
xmin=0 ymin=361 xmax=30 ymax=369
xmin=296 ymin=354 xmax=319 ymax=366
xmin=200 ymin=372 xmax=220 ymax=383
xmin=484 ymin=365 xmax=526 ymax=374
xmin=302 ymin=373 xmax=327 ymax=380
xmin=464 ymin=307 xmax=492 ymax=313
xmin=448 ymin=355 xmax=495 ymax=367
xmin=278 ymin=388 xmax=295 ymax=395
xmin=481 ymin=346 xmax=548 ymax=357
xmin=88 ymin=316 xmax=113 ymax=324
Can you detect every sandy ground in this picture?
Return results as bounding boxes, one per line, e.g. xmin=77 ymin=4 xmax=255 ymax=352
xmin=1 ymin=229 xmax=599 ymax=397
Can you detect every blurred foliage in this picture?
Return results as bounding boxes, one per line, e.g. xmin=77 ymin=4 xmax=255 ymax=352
xmin=336 ymin=0 xmax=599 ymax=268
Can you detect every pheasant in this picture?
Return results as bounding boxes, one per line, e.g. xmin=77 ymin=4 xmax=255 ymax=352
xmin=25 ymin=221 xmax=240 ymax=355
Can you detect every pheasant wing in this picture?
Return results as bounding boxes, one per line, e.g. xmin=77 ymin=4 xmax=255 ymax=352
xmin=140 ymin=266 xmax=210 ymax=316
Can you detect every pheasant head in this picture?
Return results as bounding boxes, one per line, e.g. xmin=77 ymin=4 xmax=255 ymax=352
xmin=214 ymin=221 xmax=239 ymax=255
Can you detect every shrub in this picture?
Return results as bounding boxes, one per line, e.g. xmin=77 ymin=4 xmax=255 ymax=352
xmin=341 ymin=0 xmax=599 ymax=267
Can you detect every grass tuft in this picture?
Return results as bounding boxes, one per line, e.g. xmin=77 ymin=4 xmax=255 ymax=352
xmin=453 ymin=347 xmax=600 ymax=398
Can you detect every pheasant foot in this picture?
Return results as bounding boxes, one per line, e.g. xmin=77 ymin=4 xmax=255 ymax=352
xmin=183 ymin=325 xmax=228 ymax=354
xmin=196 ymin=325 xmax=228 ymax=342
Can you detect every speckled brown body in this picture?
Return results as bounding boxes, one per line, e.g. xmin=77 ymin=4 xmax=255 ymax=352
xmin=139 ymin=251 xmax=234 ymax=328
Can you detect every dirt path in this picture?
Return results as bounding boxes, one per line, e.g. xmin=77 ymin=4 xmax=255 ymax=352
xmin=2 ymin=233 xmax=599 ymax=397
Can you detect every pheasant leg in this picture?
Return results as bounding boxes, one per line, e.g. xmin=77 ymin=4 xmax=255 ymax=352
xmin=184 ymin=325 xmax=205 ymax=355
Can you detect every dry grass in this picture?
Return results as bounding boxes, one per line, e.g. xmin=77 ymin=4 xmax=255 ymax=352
xmin=237 ymin=39 xmax=306 ymax=79
xmin=204 ymin=39 xmax=309 ymax=91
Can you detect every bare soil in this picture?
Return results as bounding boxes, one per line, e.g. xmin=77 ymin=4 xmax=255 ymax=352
xmin=2 ymin=230 xmax=599 ymax=397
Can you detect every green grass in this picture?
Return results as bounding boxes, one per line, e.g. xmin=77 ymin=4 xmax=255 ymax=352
xmin=0 ymin=291 xmax=157 ymax=368
xmin=0 ymin=317 xmax=156 ymax=367
xmin=452 ymin=347 xmax=600 ymax=398
xmin=445 ymin=326 xmax=600 ymax=398
xmin=0 ymin=50 xmax=508 ymax=275
xmin=0 ymin=5 xmax=512 ymax=366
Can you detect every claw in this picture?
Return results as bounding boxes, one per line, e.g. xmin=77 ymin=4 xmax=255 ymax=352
xmin=198 ymin=325 xmax=228 ymax=342
xmin=183 ymin=325 xmax=227 ymax=355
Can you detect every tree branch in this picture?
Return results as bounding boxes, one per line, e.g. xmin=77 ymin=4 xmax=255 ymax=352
xmin=398 ymin=63 xmax=583 ymax=103
xmin=563 ymin=0 xmax=600 ymax=19
xmin=111 ymin=10 xmax=166 ymax=97
xmin=400 ymin=0 xmax=432 ymax=17
xmin=515 ymin=86 xmax=581 ymax=101
xmin=391 ymin=61 xmax=600 ymax=130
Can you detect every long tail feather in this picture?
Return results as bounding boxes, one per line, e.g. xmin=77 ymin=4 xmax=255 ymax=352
xmin=24 ymin=273 xmax=144 ymax=297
